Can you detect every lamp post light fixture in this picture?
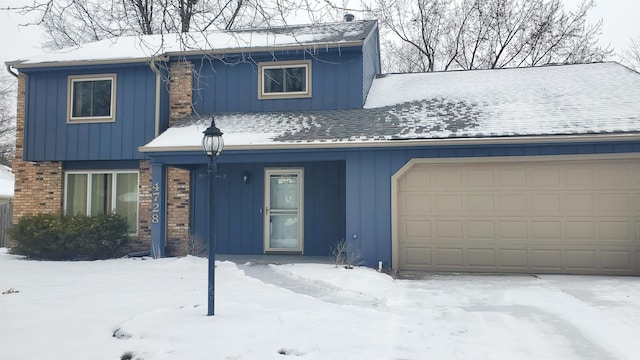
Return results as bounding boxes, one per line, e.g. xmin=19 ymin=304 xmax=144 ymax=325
xmin=202 ymin=117 xmax=224 ymax=316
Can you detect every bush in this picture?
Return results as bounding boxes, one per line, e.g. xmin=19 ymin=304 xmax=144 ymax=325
xmin=8 ymin=213 xmax=129 ymax=260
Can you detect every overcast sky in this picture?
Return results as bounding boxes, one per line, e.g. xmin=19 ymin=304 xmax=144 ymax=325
xmin=0 ymin=0 xmax=639 ymax=73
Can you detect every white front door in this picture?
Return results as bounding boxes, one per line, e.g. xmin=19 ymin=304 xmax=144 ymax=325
xmin=264 ymin=168 xmax=304 ymax=253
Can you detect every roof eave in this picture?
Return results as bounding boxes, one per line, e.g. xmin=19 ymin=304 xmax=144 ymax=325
xmin=166 ymin=40 xmax=365 ymax=58
xmin=138 ymin=132 xmax=640 ymax=154
xmin=6 ymin=40 xmax=365 ymax=70
xmin=6 ymin=57 xmax=156 ymax=70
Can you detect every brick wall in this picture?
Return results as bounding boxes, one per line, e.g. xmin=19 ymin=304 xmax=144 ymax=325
xmin=134 ymin=160 xmax=152 ymax=251
xmin=165 ymin=61 xmax=193 ymax=256
xmin=11 ymin=73 xmax=64 ymax=223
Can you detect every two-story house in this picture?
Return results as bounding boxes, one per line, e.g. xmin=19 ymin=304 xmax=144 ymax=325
xmin=7 ymin=19 xmax=640 ymax=275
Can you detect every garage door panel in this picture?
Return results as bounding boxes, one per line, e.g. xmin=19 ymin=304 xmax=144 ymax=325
xmin=530 ymin=167 xmax=562 ymax=186
xmin=497 ymin=168 xmax=527 ymax=186
xmin=401 ymin=168 xmax=430 ymax=188
xmin=466 ymin=168 xmax=494 ymax=187
xmin=596 ymin=166 xmax=636 ymax=187
xmin=466 ymin=194 xmax=495 ymax=213
xmin=529 ymin=193 xmax=562 ymax=214
xmin=498 ymin=221 xmax=528 ymax=240
xmin=433 ymin=168 xmax=462 ymax=187
xmin=531 ymin=249 xmax=563 ymax=270
xmin=599 ymin=221 xmax=632 ymax=241
xmin=436 ymin=221 xmax=463 ymax=239
xmin=565 ymin=167 xmax=595 ymax=186
xmin=403 ymin=220 xmax=431 ymax=238
xmin=564 ymin=193 xmax=596 ymax=213
xmin=600 ymin=250 xmax=632 ymax=271
xmin=598 ymin=193 xmax=633 ymax=214
xmin=565 ymin=221 xmax=597 ymax=240
xmin=399 ymin=193 xmax=430 ymax=215
xmin=467 ymin=248 xmax=496 ymax=268
xmin=467 ymin=221 xmax=495 ymax=239
xmin=565 ymin=250 xmax=597 ymax=270
xmin=396 ymin=157 xmax=640 ymax=275
xmin=433 ymin=194 xmax=463 ymax=213
xmin=402 ymin=246 xmax=432 ymax=267
xmin=530 ymin=221 xmax=562 ymax=241
xmin=498 ymin=249 xmax=529 ymax=270
xmin=498 ymin=194 xmax=527 ymax=213
xmin=435 ymin=248 xmax=464 ymax=267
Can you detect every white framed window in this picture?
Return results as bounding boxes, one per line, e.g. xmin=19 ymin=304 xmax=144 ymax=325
xmin=259 ymin=60 xmax=311 ymax=99
xmin=64 ymin=170 xmax=139 ymax=234
xmin=67 ymin=74 xmax=116 ymax=123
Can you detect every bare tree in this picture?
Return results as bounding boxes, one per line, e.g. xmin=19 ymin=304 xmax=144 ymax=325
xmin=0 ymin=78 xmax=16 ymax=167
xmin=621 ymin=37 xmax=640 ymax=72
xmin=364 ymin=0 xmax=611 ymax=72
xmin=8 ymin=0 xmax=316 ymax=50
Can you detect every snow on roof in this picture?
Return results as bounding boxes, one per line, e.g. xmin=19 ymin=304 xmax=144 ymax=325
xmin=0 ymin=165 xmax=14 ymax=198
xmin=142 ymin=62 xmax=640 ymax=152
xmin=7 ymin=20 xmax=377 ymax=68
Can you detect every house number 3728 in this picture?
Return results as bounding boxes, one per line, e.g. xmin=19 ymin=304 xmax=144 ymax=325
xmin=151 ymin=182 xmax=161 ymax=224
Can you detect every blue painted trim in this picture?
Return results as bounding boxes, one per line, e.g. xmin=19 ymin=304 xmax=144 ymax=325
xmin=150 ymin=162 xmax=167 ymax=258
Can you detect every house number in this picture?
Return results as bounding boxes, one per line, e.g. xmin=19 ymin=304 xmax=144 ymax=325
xmin=151 ymin=182 xmax=161 ymax=224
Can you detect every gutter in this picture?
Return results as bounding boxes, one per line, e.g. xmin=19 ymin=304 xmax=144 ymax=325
xmin=149 ymin=57 xmax=168 ymax=137
xmin=138 ymin=133 xmax=640 ymax=153
xmin=5 ymin=64 xmax=18 ymax=78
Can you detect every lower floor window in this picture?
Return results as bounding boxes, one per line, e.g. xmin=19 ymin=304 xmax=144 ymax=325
xmin=65 ymin=171 xmax=139 ymax=234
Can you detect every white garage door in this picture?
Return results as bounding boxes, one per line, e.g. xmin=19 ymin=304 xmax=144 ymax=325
xmin=393 ymin=156 xmax=640 ymax=274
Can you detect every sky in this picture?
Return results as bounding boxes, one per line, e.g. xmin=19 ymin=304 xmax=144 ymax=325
xmin=0 ymin=0 xmax=639 ymax=72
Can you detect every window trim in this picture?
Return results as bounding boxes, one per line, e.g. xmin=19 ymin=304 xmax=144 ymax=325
xmin=258 ymin=60 xmax=311 ymax=99
xmin=64 ymin=170 xmax=139 ymax=235
xmin=67 ymin=74 xmax=117 ymax=123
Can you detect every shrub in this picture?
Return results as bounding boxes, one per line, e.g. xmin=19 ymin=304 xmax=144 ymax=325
xmin=8 ymin=213 xmax=129 ymax=260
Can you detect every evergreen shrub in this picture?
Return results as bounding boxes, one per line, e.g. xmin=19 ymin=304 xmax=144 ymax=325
xmin=8 ymin=213 xmax=129 ymax=260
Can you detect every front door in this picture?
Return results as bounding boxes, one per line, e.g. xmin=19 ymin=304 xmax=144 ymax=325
xmin=264 ymin=168 xmax=304 ymax=253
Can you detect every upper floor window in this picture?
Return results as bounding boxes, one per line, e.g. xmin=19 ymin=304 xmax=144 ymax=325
xmin=68 ymin=74 xmax=116 ymax=123
xmin=259 ymin=61 xmax=311 ymax=99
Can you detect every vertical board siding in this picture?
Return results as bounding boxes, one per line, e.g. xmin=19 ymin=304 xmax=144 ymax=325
xmin=362 ymin=27 xmax=381 ymax=104
xmin=191 ymin=48 xmax=364 ymax=115
xmin=192 ymin=161 xmax=346 ymax=257
xmin=23 ymin=65 xmax=159 ymax=162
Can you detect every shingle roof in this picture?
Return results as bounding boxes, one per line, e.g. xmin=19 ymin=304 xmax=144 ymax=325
xmin=142 ymin=62 xmax=640 ymax=151
xmin=7 ymin=20 xmax=377 ymax=68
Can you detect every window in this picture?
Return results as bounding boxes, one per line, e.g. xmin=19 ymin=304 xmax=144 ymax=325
xmin=259 ymin=61 xmax=311 ymax=99
xmin=68 ymin=74 xmax=116 ymax=122
xmin=65 ymin=171 xmax=139 ymax=234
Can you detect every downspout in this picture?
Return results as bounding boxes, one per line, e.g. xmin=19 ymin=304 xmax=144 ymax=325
xmin=5 ymin=64 xmax=18 ymax=78
xmin=149 ymin=57 xmax=166 ymax=137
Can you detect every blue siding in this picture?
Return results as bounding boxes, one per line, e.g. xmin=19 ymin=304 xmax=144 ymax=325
xmin=191 ymin=161 xmax=346 ymax=256
xmin=362 ymin=26 xmax=381 ymax=103
xmin=146 ymin=136 xmax=640 ymax=266
xmin=190 ymin=48 xmax=365 ymax=114
xmin=22 ymin=64 xmax=160 ymax=161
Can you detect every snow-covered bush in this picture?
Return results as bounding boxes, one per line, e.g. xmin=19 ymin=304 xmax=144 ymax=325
xmin=7 ymin=213 xmax=129 ymax=260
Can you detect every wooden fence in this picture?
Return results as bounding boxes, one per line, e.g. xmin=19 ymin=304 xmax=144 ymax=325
xmin=0 ymin=202 xmax=12 ymax=247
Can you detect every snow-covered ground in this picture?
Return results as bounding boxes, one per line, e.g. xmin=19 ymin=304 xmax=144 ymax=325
xmin=1 ymin=248 xmax=638 ymax=360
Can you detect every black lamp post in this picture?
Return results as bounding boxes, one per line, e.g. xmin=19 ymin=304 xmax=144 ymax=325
xmin=202 ymin=117 xmax=224 ymax=316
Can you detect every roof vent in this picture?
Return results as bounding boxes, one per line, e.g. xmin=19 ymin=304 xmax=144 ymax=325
xmin=344 ymin=13 xmax=355 ymax=22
